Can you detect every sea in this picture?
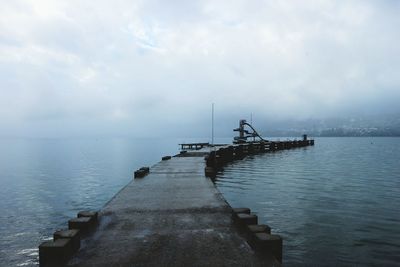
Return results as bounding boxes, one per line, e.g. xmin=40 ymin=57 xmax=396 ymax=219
xmin=0 ymin=137 xmax=399 ymax=266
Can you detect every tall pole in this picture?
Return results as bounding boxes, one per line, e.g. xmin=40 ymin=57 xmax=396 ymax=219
xmin=250 ymin=113 xmax=255 ymax=141
xmin=211 ymin=103 xmax=214 ymax=147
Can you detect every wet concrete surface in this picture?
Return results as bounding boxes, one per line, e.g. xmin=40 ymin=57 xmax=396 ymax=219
xmin=67 ymin=156 xmax=278 ymax=266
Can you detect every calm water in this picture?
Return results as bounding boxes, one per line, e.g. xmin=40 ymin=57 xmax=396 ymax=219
xmin=1 ymin=137 xmax=399 ymax=266
xmin=0 ymin=137 xmax=207 ymax=266
xmin=215 ymin=137 xmax=400 ymax=266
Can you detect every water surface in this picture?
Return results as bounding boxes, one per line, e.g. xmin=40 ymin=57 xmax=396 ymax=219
xmin=0 ymin=137 xmax=199 ymax=266
xmin=1 ymin=137 xmax=399 ymax=266
xmin=215 ymin=137 xmax=400 ymax=266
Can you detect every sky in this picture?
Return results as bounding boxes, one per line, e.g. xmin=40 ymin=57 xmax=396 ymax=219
xmin=1 ymin=0 xmax=400 ymax=138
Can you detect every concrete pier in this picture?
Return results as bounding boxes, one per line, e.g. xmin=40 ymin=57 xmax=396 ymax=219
xmin=39 ymin=137 xmax=314 ymax=266
xmin=66 ymin=153 xmax=279 ymax=266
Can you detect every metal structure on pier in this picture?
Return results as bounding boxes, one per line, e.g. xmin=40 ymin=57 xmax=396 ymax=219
xmin=233 ymin=119 xmax=267 ymax=144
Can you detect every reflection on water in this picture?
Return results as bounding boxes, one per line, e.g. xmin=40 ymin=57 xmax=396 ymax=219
xmin=215 ymin=137 xmax=400 ymax=266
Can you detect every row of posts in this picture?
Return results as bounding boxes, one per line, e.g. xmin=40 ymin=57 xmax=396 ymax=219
xmin=205 ymin=138 xmax=314 ymax=263
xmin=232 ymin=207 xmax=282 ymax=264
xmin=38 ymin=211 xmax=98 ymax=266
xmin=205 ymin=139 xmax=314 ymax=175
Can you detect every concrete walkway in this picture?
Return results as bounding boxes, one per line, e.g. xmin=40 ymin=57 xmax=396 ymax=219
xmin=67 ymin=155 xmax=277 ymax=267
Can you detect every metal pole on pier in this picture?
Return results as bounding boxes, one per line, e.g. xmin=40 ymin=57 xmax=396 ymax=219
xmin=212 ymin=103 xmax=214 ymax=147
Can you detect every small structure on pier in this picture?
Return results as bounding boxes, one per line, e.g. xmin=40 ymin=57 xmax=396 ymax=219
xmin=179 ymin=142 xmax=209 ymax=150
xmin=233 ymin=119 xmax=267 ymax=144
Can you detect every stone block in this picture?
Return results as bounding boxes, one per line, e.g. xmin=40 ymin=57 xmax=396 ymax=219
xmin=68 ymin=217 xmax=92 ymax=232
xmin=204 ymin=167 xmax=216 ymax=178
xmin=39 ymin=238 xmax=73 ymax=266
xmin=134 ymin=169 xmax=147 ymax=178
xmin=235 ymin=213 xmax=258 ymax=229
xmin=78 ymin=210 xmax=98 ymax=224
xmin=231 ymin=207 xmax=250 ymax=220
xmin=247 ymin=224 xmax=271 ymax=234
xmin=139 ymin=167 xmax=150 ymax=173
xmin=237 ymin=213 xmax=258 ymax=224
xmin=253 ymin=233 xmax=283 ymax=263
xmin=162 ymin=156 xmax=172 ymax=160
xmin=269 ymin=142 xmax=276 ymax=151
xmin=54 ymin=229 xmax=80 ymax=252
xmin=232 ymin=207 xmax=251 ymax=214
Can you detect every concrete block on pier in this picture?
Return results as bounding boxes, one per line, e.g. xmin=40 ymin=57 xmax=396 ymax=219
xmin=246 ymin=224 xmax=272 ymax=246
xmin=252 ymin=233 xmax=283 ymax=263
xmin=253 ymin=143 xmax=261 ymax=153
xmin=134 ymin=169 xmax=147 ymax=178
xmin=39 ymin=238 xmax=73 ymax=266
xmin=204 ymin=166 xmax=216 ymax=177
xmin=206 ymin=152 xmax=224 ymax=169
xmin=258 ymin=143 xmax=264 ymax=151
xmin=277 ymin=142 xmax=284 ymax=150
xmin=283 ymin=142 xmax=288 ymax=149
xmin=216 ymin=155 xmax=223 ymax=168
xmin=206 ymin=151 xmax=224 ymax=168
xmin=233 ymin=145 xmax=245 ymax=159
xmin=235 ymin=213 xmax=258 ymax=229
xmin=232 ymin=207 xmax=251 ymax=214
xmin=53 ymin=229 xmax=80 ymax=252
xmin=242 ymin=144 xmax=249 ymax=155
xmin=232 ymin=207 xmax=251 ymax=220
xmin=259 ymin=143 xmax=267 ymax=152
xmin=247 ymin=224 xmax=271 ymax=234
xmin=68 ymin=217 xmax=92 ymax=232
xmin=78 ymin=210 xmax=98 ymax=224
xmin=269 ymin=142 xmax=276 ymax=151
xmin=216 ymin=147 xmax=234 ymax=163
xmin=226 ymin=146 xmax=234 ymax=162
xmin=247 ymin=143 xmax=254 ymax=154
xmin=140 ymin=167 xmax=150 ymax=173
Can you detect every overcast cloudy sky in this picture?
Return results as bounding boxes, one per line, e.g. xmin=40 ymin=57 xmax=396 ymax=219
xmin=1 ymin=0 xmax=399 ymax=137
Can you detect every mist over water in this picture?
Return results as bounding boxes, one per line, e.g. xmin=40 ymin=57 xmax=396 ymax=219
xmin=215 ymin=137 xmax=400 ymax=266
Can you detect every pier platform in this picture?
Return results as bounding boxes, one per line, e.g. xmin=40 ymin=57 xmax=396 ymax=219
xmin=66 ymin=152 xmax=278 ymax=266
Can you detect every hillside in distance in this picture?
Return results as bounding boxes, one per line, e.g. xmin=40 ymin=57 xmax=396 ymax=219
xmin=258 ymin=114 xmax=400 ymax=137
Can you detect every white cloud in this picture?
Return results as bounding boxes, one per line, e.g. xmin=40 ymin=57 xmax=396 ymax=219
xmin=0 ymin=0 xmax=399 ymax=137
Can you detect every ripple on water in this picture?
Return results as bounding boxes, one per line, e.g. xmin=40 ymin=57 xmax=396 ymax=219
xmin=215 ymin=138 xmax=400 ymax=266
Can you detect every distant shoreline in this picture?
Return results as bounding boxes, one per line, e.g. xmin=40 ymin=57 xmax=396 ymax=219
xmin=264 ymin=130 xmax=400 ymax=138
xmin=265 ymin=134 xmax=400 ymax=138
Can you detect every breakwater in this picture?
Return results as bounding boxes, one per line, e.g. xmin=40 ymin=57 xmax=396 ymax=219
xmin=205 ymin=139 xmax=314 ymax=176
xmin=38 ymin=138 xmax=314 ymax=266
